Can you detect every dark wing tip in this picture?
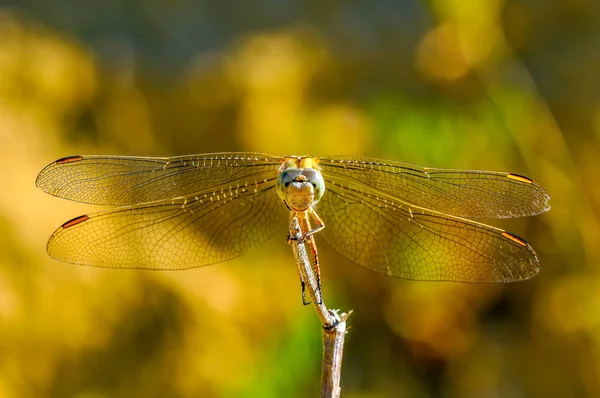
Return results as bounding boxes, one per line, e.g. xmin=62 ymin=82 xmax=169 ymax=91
xmin=508 ymin=173 xmax=551 ymax=217
xmin=36 ymin=155 xmax=84 ymax=191
xmin=501 ymin=231 xmax=530 ymax=247
xmin=55 ymin=155 xmax=84 ymax=164
xmin=60 ymin=214 xmax=90 ymax=228
xmin=499 ymin=230 xmax=541 ymax=282
xmin=507 ymin=173 xmax=534 ymax=184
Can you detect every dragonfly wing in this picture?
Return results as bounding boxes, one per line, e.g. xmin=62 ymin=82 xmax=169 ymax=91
xmin=317 ymin=186 xmax=540 ymax=282
xmin=36 ymin=152 xmax=282 ymax=205
xmin=318 ymin=156 xmax=550 ymax=219
xmin=47 ymin=177 xmax=286 ymax=269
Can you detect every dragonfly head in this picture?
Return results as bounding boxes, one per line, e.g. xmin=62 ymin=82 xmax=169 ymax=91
xmin=276 ymin=167 xmax=325 ymax=211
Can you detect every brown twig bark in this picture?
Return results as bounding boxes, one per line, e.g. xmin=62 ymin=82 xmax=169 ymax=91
xmin=288 ymin=217 xmax=351 ymax=398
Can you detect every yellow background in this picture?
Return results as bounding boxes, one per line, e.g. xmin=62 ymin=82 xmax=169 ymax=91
xmin=1 ymin=1 xmax=598 ymax=396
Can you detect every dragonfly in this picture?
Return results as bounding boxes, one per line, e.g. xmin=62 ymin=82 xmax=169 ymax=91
xmin=36 ymin=152 xmax=550 ymax=301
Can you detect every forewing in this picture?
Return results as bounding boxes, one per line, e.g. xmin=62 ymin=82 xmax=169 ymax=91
xmin=318 ymin=156 xmax=550 ymax=218
xmin=36 ymin=152 xmax=282 ymax=205
xmin=47 ymin=176 xmax=287 ymax=269
xmin=317 ymin=185 xmax=540 ymax=282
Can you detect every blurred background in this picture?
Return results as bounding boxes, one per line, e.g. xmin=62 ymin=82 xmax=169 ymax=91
xmin=0 ymin=0 xmax=598 ymax=397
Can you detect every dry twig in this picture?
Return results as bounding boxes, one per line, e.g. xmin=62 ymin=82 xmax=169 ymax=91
xmin=288 ymin=217 xmax=351 ymax=398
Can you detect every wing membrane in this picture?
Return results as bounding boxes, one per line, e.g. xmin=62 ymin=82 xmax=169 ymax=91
xmin=318 ymin=184 xmax=540 ymax=282
xmin=38 ymin=151 xmax=548 ymax=278
xmin=47 ymin=176 xmax=286 ymax=269
xmin=319 ymin=156 xmax=550 ymax=219
xmin=36 ymin=152 xmax=282 ymax=205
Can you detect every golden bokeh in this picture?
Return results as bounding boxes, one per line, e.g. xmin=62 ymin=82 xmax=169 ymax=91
xmin=1 ymin=1 xmax=599 ymax=396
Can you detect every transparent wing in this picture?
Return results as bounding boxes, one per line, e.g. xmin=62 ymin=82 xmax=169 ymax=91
xmin=317 ymin=184 xmax=540 ymax=282
xmin=318 ymin=156 xmax=550 ymax=219
xmin=46 ymin=176 xmax=287 ymax=269
xmin=36 ymin=152 xmax=282 ymax=205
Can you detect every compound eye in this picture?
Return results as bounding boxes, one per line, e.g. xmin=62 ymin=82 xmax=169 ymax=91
xmin=307 ymin=169 xmax=325 ymax=200
xmin=276 ymin=169 xmax=298 ymax=200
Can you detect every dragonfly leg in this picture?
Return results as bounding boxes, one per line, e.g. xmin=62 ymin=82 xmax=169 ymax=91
xmin=306 ymin=236 xmax=323 ymax=305
xmin=298 ymin=246 xmax=316 ymax=305
xmin=288 ymin=234 xmax=303 ymax=244
xmin=300 ymin=280 xmax=311 ymax=306
xmin=290 ymin=210 xmax=323 ymax=305
xmin=304 ymin=208 xmax=324 ymax=304
xmin=287 ymin=208 xmax=325 ymax=243
xmin=293 ymin=249 xmax=312 ymax=305
xmin=287 ymin=211 xmax=304 ymax=243
xmin=301 ymin=207 xmax=325 ymax=241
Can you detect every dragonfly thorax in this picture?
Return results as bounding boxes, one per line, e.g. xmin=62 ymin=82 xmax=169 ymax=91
xmin=276 ymin=167 xmax=325 ymax=211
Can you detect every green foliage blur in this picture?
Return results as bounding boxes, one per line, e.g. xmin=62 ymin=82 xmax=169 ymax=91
xmin=1 ymin=0 xmax=598 ymax=396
